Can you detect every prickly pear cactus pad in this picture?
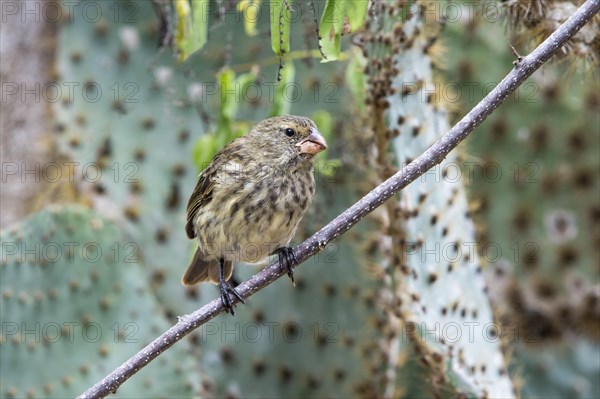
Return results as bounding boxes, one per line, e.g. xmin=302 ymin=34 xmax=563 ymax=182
xmin=441 ymin=10 xmax=600 ymax=398
xmin=53 ymin=0 xmax=202 ymax=316
xmin=0 ymin=205 xmax=197 ymax=398
xmin=515 ymin=339 xmax=600 ymax=399
xmin=363 ymin=2 xmax=514 ymax=397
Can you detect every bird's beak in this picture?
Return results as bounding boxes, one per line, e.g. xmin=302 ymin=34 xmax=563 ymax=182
xmin=296 ymin=129 xmax=328 ymax=155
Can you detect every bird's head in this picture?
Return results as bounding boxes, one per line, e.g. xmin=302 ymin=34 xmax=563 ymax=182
xmin=246 ymin=115 xmax=327 ymax=169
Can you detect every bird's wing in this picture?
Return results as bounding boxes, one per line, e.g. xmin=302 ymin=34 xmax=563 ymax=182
xmin=185 ymin=139 xmax=245 ymax=239
xmin=185 ymin=159 xmax=219 ymax=239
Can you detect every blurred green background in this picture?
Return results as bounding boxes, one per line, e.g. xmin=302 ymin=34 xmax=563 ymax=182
xmin=1 ymin=0 xmax=598 ymax=398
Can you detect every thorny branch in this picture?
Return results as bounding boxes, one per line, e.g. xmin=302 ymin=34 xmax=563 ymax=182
xmin=79 ymin=1 xmax=600 ymax=398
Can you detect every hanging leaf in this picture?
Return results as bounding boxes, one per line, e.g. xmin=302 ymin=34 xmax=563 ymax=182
xmin=174 ymin=0 xmax=209 ymax=61
xmin=218 ymin=68 xmax=238 ymax=123
xmin=312 ymin=110 xmax=340 ymax=178
xmin=174 ymin=0 xmax=191 ymax=53
xmin=311 ymin=110 xmax=333 ymax=143
xmin=270 ymin=0 xmax=293 ymax=56
xmin=192 ymin=133 xmax=217 ymax=171
xmin=237 ymin=0 xmax=261 ymax=37
xmin=318 ymin=0 xmax=368 ymax=62
xmin=192 ymin=67 xmax=258 ymax=170
xmin=318 ymin=0 xmax=344 ymax=61
xmin=344 ymin=0 xmax=368 ymax=33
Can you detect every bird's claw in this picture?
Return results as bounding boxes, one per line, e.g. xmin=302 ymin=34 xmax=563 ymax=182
xmin=219 ymin=280 xmax=245 ymax=316
xmin=276 ymin=247 xmax=298 ymax=286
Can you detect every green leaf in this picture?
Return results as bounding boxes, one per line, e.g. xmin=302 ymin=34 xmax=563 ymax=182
xmin=193 ymin=67 xmax=258 ymax=171
xmin=311 ymin=110 xmax=334 ymax=142
xmin=344 ymin=0 xmax=368 ymax=32
xmin=218 ymin=68 xmax=238 ymax=122
xmin=311 ymin=110 xmax=338 ymax=177
xmin=237 ymin=0 xmax=261 ymax=37
xmin=237 ymin=69 xmax=259 ymax=94
xmin=318 ymin=0 xmax=344 ymax=61
xmin=269 ymin=61 xmax=295 ymax=116
xmin=174 ymin=0 xmax=191 ymax=54
xmin=318 ymin=0 xmax=368 ymax=62
xmin=217 ymin=67 xmax=258 ymax=123
xmin=270 ymin=0 xmax=293 ymax=56
xmin=174 ymin=0 xmax=209 ymax=62
xmin=192 ymin=133 xmax=217 ymax=171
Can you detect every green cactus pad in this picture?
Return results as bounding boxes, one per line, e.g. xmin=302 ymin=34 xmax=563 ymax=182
xmin=0 ymin=205 xmax=197 ymax=397
xmin=363 ymin=2 xmax=515 ymax=397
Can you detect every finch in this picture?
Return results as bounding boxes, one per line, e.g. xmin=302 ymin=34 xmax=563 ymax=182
xmin=183 ymin=115 xmax=327 ymax=315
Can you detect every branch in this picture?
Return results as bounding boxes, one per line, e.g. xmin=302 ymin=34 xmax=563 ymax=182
xmin=79 ymin=1 xmax=600 ymax=398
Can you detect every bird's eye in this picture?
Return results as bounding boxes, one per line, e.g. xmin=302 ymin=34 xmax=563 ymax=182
xmin=284 ymin=128 xmax=295 ymax=137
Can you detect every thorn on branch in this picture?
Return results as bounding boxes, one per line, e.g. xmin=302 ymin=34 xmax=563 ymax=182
xmin=510 ymin=44 xmax=524 ymax=66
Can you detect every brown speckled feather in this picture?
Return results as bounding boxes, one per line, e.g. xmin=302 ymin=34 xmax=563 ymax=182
xmin=185 ymin=168 xmax=215 ymax=239
xmin=185 ymin=144 xmax=236 ymax=239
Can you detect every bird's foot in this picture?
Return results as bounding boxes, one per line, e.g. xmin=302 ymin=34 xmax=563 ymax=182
xmin=219 ymin=279 xmax=245 ymax=316
xmin=274 ymin=247 xmax=297 ymax=286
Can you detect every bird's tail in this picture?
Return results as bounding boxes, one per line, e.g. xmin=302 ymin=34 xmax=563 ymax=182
xmin=182 ymin=248 xmax=233 ymax=285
